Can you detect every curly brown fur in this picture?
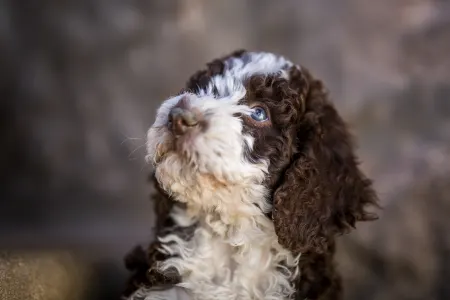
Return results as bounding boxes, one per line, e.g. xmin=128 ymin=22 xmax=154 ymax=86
xmin=123 ymin=50 xmax=378 ymax=300
xmin=272 ymin=67 xmax=378 ymax=255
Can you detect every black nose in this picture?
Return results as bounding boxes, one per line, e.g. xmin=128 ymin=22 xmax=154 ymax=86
xmin=168 ymin=107 xmax=199 ymax=135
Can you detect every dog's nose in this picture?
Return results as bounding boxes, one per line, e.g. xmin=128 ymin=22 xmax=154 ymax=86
xmin=168 ymin=107 xmax=199 ymax=135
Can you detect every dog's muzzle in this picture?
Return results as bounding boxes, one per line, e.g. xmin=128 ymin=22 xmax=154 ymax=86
xmin=168 ymin=107 xmax=199 ymax=136
xmin=168 ymin=96 xmax=203 ymax=137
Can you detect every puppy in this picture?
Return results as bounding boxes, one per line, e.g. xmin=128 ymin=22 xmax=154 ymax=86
xmin=123 ymin=50 xmax=378 ymax=300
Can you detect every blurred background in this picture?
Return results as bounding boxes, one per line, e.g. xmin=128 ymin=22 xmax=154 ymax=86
xmin=1 ymin=0 xmax=449 ymax=299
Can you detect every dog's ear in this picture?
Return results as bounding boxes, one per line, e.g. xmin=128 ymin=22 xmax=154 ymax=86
xmin=273 ymin=67 xmax=378 ymax=254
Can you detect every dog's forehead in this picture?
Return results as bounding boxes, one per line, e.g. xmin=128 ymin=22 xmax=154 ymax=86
xmin=224 ymin=52 xmax=293 ymax=77
xmin=197 ymin=52 xmax=295 ymax=99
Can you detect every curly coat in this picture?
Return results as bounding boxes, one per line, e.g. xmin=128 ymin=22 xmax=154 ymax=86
xmin=122 ymin=50 xmax=378 ymax=300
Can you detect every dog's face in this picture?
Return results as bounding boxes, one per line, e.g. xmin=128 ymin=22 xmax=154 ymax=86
xmin=147 ymin=52 xmax=294 ymax=213
xmin=147 ymin=50 xmax=378 ymax=253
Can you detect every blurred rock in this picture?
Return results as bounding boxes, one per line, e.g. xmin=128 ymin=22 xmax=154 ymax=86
xmin=0 ymin=252 xmax=86 ymax=300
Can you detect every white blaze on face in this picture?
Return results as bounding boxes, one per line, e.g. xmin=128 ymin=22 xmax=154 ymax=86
xmin=146 ymin=52 xmax=293 ymax=214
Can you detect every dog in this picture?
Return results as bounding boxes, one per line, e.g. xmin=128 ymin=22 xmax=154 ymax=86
xmin=122 ymin=50 xmax=378 ymax=300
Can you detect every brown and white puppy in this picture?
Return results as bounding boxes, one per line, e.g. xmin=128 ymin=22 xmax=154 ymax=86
xmin=123 ymin=50 xmax=378 ymax=300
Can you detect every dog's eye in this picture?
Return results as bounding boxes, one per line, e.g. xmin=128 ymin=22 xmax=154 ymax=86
xmin=250 ymin=107 xmax=268 ymax=122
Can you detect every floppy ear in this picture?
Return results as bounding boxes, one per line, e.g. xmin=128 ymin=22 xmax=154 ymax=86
xmin=272 ymin=67 xmax=378 ymax=254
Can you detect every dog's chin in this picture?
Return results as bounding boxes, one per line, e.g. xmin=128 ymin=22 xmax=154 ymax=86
xmin=152 ymin=148 xmax=238 ymax=209
xmin=152 ymin=129 xmax=200 ymax=162
xmin=153 ymin=139 xmax=192 ymax=167
xmin=154 ymin=145 xmax=172 ymax=165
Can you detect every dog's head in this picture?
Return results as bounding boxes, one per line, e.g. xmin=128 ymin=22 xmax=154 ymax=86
xmin=147 ymin=50 xmax=378 ymax=253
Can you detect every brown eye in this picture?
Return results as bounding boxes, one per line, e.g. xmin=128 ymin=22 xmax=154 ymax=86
xmin=250 ymin=107 xmax=268 ymax=122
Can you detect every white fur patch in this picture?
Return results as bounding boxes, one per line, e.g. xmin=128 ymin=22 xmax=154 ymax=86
xmin=198 ymin=52 xmax=293 ymax=98
xmin=128 ymin=286 xmax=191 ymax=300
xmin=153 ymin=208 xmax=300 ymax=300
xmin=142 ymin=52 xmax=300 ymax=300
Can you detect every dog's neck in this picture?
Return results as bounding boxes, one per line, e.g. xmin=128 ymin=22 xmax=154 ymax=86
xmin=176 ymin=201 xmax=281 ymax=259
xmin=157 ymin=196 xmax=301 ymax=300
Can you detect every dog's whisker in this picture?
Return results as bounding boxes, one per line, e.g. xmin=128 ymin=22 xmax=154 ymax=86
xmin=128 ymin=143 xmax=146 ymax=159
xmin=121 ymin=136 xmax=144 ymax=146
xmin=139 ymin=165 xmax=148 ymax=173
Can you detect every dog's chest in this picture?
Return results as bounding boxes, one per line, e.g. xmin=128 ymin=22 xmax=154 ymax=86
xmin=158 ymin=214 xmax=299 ymax=300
